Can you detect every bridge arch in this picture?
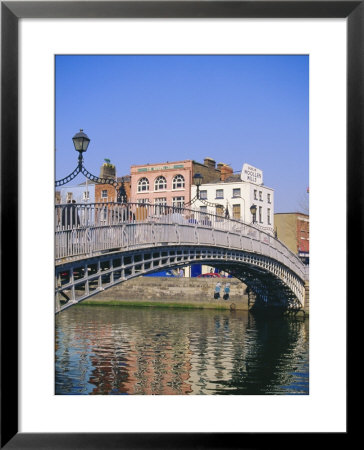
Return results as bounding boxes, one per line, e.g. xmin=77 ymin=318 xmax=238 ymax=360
xmin=56 ymin=244 xmax=306 ymax=314
xmin=55 ymin=203 xmax=308 ymax=313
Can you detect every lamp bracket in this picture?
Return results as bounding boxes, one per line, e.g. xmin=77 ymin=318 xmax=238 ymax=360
xmin=55 ymin=165 xmax=81 ymax=187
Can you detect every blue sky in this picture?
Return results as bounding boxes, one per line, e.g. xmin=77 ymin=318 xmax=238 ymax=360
xmin=55 ymin=55 xmax=308 ymax=213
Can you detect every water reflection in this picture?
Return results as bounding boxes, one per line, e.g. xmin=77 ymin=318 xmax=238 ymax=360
xmin=56 ymin=306 xmax=308 ymax=395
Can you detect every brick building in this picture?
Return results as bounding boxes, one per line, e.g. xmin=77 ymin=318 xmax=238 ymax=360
xmin=130 ymin=157 xmax=230 ymax=207
xmin=94 ymin=162 xmax=131 ymax=203
xmin=95 ymin=176 xmax=131 ymax=203
xmin=274 ymin=212 xmax=309 ymax=263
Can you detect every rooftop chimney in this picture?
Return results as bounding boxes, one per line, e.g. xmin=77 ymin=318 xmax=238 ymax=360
xmin=204 ymin=157 xmax=216 ymax=169
xmin=100 ymin=161 xmax=116 ymax=180
xmin=219 ymin=164 xmax=233 ymax=181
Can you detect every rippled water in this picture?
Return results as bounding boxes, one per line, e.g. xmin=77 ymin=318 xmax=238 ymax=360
xmin=55 ymin=306 xmax=309 ymax=395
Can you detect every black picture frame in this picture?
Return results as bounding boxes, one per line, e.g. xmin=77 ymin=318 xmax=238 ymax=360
xmin=1 ymin=1 xmax=355 ymax=448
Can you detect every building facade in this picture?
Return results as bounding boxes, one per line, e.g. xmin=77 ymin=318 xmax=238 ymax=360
xmin=130 ymin=157 xmax=228 ymax=208
xmin=59 ymin=181 xmax=96 ymax=204
xmin=191 ymin=163 xmax=274 ymax=234
xmin=95 ymin=176 xmax=131 ymax=203
xmin=274 ymin=212 xmax=309 ymax=262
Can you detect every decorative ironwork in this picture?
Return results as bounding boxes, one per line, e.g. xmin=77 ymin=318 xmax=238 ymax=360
xmin=185 ymin=188 xmax=225 ymax=213
xmin=55 ymin=165 xmax=81 ymax=187
xmin=185 ymin=172 xmax=225 ymax=213
xmin=55 ymin=129 xmax=127 ymax=202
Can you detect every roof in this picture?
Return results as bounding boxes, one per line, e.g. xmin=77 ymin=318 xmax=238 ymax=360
xmin=274 ymin=212 xmax=309 ymax=217
xmin=224 ymin=174 xmax=241 ymax=182
xmin=117 ymin=175 xmax=131 ymax=182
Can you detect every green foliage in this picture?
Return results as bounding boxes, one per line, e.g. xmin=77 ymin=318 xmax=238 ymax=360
xmin=103 ymin=158 xmax=115 ymax=169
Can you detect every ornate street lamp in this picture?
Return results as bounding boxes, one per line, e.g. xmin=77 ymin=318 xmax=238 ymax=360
xmin=55 ymin=129 xmax=127 ymax=203
xmin=193 ymin=173 xmax=203 ymax=199
xmin=250 ymin=204 xmax=257 ymax=224
xmin=186 ymin=172 xmax=225 ymax=218
xmin=72 ymin=129 xmax=90 ymax=166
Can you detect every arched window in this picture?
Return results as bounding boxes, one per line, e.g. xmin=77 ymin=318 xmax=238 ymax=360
xmin=137 ymin=177 xmax=149 ymax=192
xmin=172 ymin=174 xmax=185 ymax=189
xmin=154 ymin=176 xmax=167 ymax=191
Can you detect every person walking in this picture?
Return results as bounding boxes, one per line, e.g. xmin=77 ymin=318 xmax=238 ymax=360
xmin=223 ymin=283 xmax=230 ymax=300
xmin=71 ymin=200 xmax=80 ymax=227
xmin=214 ymin=282 xmax=221 ymax=299
xmin=61 ymin=200 xmax=74 ymax=229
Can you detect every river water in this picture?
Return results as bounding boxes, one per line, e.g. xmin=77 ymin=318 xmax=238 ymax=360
xmin=55 ymin=306 xmax=309 ymax=395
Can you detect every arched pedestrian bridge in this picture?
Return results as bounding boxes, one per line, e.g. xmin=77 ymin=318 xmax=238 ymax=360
xmin=55 ymin=202 xmax=309 ymax=314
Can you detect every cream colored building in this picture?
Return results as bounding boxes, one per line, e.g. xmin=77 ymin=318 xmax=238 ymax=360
xmin=191 ymin=163 xmax=274 ymax=234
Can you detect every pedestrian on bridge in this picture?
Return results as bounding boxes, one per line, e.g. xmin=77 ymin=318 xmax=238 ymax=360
xmin=61 ymin=200 xmax=80 ymax=229
xmin=214 ymin=282 xmax=221 ymax=300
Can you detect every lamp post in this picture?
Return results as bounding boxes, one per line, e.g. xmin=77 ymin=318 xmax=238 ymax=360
xmin=72 ymin=129 xmax=90 ymax=165
xmin=55 ymin=129 xmax=127 ymax=203
xmin=185 ymin=172 xmax=225 ymax=218
xmin=250 ymin=204 xmax=257 ymax=224
xmin=193 ymin=173 xmax=203 ymax=199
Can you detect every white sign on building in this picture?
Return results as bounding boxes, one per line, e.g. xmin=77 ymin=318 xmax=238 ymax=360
xmin=241 ymin=163 xmax=263 ymax=185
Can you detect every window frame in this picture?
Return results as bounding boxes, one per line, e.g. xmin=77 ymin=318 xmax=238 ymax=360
xmin=137 ymin=177 xmax=150 ymax=193
xmin=172 ymin=196 xmax=185 ymax=208
xmin=154 ymin=176 xmax=167 ymax=191
xmin=215 ymin=189 xmax=224 ymax=199
xmin=199 ymin=190 xmax=208 ymax=200
xmin=172 ymin=174 xmax=185 ymax=190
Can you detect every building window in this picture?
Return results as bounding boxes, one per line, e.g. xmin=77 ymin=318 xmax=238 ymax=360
xmin=154 ymin=176 xmax=167 ymax=191
xmin=154 ymin=197 xmax=167 ymax=214
xmin=200 ymin=206 xmax=207 ymax=213
xmin=267 ymin=208 xmax=271 ymax=225
xmin=267 ymin=193 xmax=271 ymax=203
xmin=232 ymin=188 xmax=241 ymax=198
xmin=259 ymin=206 xmax=262 ymax=223
xmin=216 ymin=189 xmax=224 ymax=199
xmin=137 ymin=177 xmax=149 ymax=192
xmin=233 ymin=204 xmax=241 ymax=220
xmin=154 ymin=197 xmax=167 ymax=205
xmin=216 ymin=205 xmax=224 ymax=217
xmin=172 ymin=196 xmax=185 ymax=208
xmin=172 ymin=174 xmax=185 ymax=189
xmin=137 ymin=198 xmax=150 ymax=204
xmin=199 ymin=190 xmax=207 ymax=200
xmin=66 ymin=192 xmax=73 ymax=202
xmin=254 ymin=190 xmax=257 ymax=200
xmin=101 ymin=190 xmax=108 ymax=199
xmin=83 ymin=191 xmax=90 ymax=201
xmin=259 ymin=191 xmax=262 ymax=201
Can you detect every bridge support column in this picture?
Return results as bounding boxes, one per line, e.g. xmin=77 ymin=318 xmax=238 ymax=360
xmin=55 ymin=294 xmax=61 ymax=314
xmin=304 ymin=280 xmax=309 ymax=314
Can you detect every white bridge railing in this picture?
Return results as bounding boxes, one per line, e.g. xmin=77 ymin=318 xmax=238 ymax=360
xmin=55 ymin=202 xmax=308 ymax=281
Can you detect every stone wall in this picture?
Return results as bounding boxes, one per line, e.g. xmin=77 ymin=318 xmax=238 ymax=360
xmin=89 ymin=276 xmax=250 ymax=309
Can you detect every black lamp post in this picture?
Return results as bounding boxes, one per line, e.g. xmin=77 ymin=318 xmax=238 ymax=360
xmin=250 ymin=204 xmax=257 ymax=224
xmin=55 ymin=129 xmax=127 ymax=203
xmin=193 ymin=173 xmax=203 ymax=199
xmin=72 ymin=129 xmax=90 ymax=166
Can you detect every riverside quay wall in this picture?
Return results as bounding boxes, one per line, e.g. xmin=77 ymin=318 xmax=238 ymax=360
xmin=84 ymin=277 xmax=309 ymax=314
xmin=84 ymin=277 xmax=250 ymax=310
